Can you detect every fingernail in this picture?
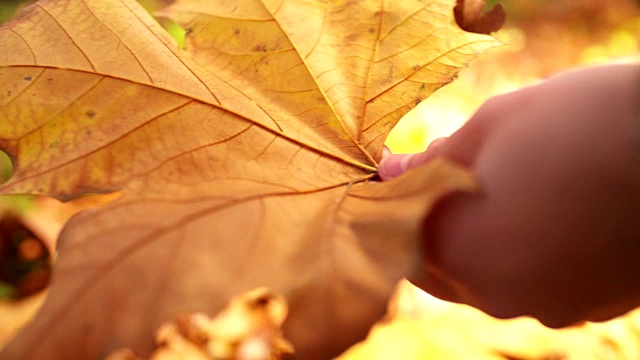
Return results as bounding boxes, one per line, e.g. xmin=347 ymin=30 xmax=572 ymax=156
xmin=399 ymin=153 xmax=414 ymax=172
xmin=381 ymin=145 xmax=392 ymax=159
xmin=379 ymin=153 xmax=414 ymax=180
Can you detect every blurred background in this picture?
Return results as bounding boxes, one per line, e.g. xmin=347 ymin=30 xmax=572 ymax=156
xmin=386 ymin=0 xmax=640 ymax=153
xmin=1 ymin=0 xmax=640 ymax=359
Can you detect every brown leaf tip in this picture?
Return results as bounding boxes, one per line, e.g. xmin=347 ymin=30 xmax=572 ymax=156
xmin=454 ymin=0 xmax=506 ymax=34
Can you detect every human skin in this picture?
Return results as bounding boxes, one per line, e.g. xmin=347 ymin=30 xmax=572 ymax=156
xmin=379 ymin=63 xmax=640 ymax=328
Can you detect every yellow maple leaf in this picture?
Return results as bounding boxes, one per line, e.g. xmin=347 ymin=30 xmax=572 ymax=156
xmin=0 ymin=0 xmax=498 ymax=358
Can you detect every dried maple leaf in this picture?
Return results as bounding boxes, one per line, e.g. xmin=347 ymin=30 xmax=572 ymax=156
xmin=109 ymin=288 xmax=293 ymax=360
xmin=0 ymin=0 xmax=498 ymax=359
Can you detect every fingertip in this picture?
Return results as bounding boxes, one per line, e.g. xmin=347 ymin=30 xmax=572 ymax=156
xmin=381 ymin=145 xmax=392 ymax=160
xmin=427 ymin=137 xmax=448 ymax=151
xmin=378 ymin=153 xmax=414 ymax=181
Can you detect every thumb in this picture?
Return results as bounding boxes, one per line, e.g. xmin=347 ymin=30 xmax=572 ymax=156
xmin=378 ymin=138 xmax=448 ymax=180
xmin=378 ymin=153 xmax=415 ymax=180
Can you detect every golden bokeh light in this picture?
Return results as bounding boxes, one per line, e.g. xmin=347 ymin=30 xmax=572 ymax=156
xmin=386 ymin=0 xmax=640 ymax=154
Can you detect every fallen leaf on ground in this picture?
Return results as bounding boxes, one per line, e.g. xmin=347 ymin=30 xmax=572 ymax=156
xmin=0 ymin=192 xmax=118 ymax=346
xmin=109 ymin=288 xmax=293 ymax=360
xmin=0 ymin=0 xmax=498 ymax=358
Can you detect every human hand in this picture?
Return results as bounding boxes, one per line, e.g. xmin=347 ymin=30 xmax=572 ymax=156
xmin=380 ymin=63 xmax=640 ymax=327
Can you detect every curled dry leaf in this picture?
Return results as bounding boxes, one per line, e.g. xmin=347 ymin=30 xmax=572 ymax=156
xmin=0 ymin=213 xmax=51 ymax=299
xmin=454 ymin=0 xmax=506 ymax=34
xmin=0 ymin=193 xmax=118 ymax=347
xmin=0 ymin=0 xmax=496 ymax=358
xmin=0 ymin=292 xmax=47 ymax=349
xmin=109 ymin=288 xmax=292 ymax=360
xmin=106 ymin=349 xmax=143 ymax=360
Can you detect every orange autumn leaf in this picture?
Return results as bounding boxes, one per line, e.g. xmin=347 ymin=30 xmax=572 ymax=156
xmin=0 ymin=0 xmax=498 ymax=359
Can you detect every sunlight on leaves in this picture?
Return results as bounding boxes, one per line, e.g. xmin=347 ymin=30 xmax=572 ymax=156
xmin=0 ymin=0 xmax=495 ymax=358
xmin=340 ymin=282 xmax=640 ymax=360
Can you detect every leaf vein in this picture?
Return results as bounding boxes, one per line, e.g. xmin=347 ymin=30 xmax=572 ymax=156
xmin=80 ymin=0 xmax=154 ymax=83
xmin=360 ymin=0 xmax=385 ymax=144
xmin=1 ymin=75 xmax=105 ymax=141
xmin=366 ymin=39 xmax=498 ymax=104
xmin=8 ymin=28 xmax=36 ymax=63
xmin=36 ymin=2 xmax=98 ymax=72
xmin=26 ymin=177 xmax=374 ymax=349
xmin=0 ymin=68 xmax=44 ymax=115
xmin=262 ymin=1 xmax=378 ymax=167
xmin=3 ymin=99 xmax=194 ymax=189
